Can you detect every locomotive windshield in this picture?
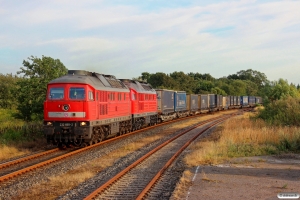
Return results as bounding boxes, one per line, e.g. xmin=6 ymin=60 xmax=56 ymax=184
xmin=69 ymin=87 xmax=85 ymax=100
xmin=49 ymin=88 xmax=64 ymax=99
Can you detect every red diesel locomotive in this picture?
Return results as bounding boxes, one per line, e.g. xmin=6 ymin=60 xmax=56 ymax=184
xmin=44 ymin=70 xmax=157 ymax=147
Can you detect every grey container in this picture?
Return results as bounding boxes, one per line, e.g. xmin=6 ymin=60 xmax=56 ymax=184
xmin=223 ymin=96 xmax=230 ymax=109
xmin=219 ymin=95 xmax=223 ymax=109
xmin=215 ymin=95 xmax=220 ymax=109
xmin=229 ymin=96 xmax=234 ymax=106
xmin=198 ymin=94 xmax=209 ymax=110
xmin=156 ymin=89 xmax=175 ymax=114
xmin=240 ymin=96 xmax=249 ymax=106
xmin=236 ymin=96 xmax=241 ymax=106
xmin=208 ymin=94 xmax=216 ymax=110
xmin=255 ymin=96 xmax=262 ymax=104
xmin=248 ymin=96 xmax=255 ymax=106
xmin=187 ymin=94 xmax=198 ymax=111
xmin=174 ymin=91 xmax=187 ymax=112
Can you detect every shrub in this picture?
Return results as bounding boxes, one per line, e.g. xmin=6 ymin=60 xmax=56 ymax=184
xmin=256 ymin=96 xmax=300 ymax=126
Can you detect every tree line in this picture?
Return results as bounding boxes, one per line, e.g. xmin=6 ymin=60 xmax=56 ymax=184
xmin=0 ymin=55 xmax=299 ymax=124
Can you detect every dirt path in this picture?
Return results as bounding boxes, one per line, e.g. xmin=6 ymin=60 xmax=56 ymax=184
xmin=183 ymin=154 xmax=300 ymax=200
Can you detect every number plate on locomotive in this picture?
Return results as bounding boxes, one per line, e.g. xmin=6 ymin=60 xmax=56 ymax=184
xmin=60 ymin=123 xmax=74 ymax=127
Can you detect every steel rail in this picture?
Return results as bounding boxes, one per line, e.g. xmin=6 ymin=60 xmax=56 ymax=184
xmin=0 ymin=110 xmax=237 ymax=184
xmin=83 ymin=114 xmax=234 ymax=200
xmin=136 ymin=116 xmax=231 ymax=199
xmin=0 ymin=148 xmax=59 ymax=170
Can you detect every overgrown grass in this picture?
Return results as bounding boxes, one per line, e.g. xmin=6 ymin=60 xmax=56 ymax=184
xmin=0 ymin=108 xmax=45 ymax=160
xmin=0 ymin=145 xmax=30 ymax=161
xmin=184 ymin=113 xmax=300 ymax=166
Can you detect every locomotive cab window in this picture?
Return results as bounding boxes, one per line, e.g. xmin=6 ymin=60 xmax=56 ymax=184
xmin=69 ymin=87 xmax=85 ymax=100
xmin=49 ymin=88 xmax=64 ymax=99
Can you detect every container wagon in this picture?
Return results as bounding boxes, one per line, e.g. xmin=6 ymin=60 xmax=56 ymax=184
xmin=156 ymin=89 xmax=176 ymax=122
xmin=198 ymin=94 xmax=209 ymax=113
xmin=218 ymin=95 xmax=223 ymax=110
xmin=235 ymin=96 xmax=241 ymax=108
xmin=174 ymin=91 xmax=189 ymax=118
xmin=187 ymin=94 xmax=199 ymax=115
xmin=240 ymin=96 xmax=249 ymax=107
xmin=229 ymin=96 xmax=235 ymax=109
xmin=255 ymin=96 xmax=263 ymax=105
xmin=248 ymin=96 xmax=255 ymax=107
xmin=208 ymin=94 xmax=216 ymax=111
xmin=222 ymin=96 xmax=230 ymax=110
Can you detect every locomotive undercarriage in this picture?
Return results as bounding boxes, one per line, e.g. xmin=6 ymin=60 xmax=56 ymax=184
xmin=45 ymin=119 xmax=133 ymax=147
xmin=87 ymin=119 xmax=132 ymax=146
xmin=132 ymin=115 xmax=158 ymax=131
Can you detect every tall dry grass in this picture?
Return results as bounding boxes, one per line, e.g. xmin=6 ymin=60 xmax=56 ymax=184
xmin=185 ymin=113 xmax=300 ymax=166
xmin=0 ymin=145 xmax=30 ymax=161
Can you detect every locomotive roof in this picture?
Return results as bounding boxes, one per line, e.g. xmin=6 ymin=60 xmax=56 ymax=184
xmin=119 ymin=79 xmax=156 ymax=94
xmin=48 ymin=70 xmax=129 ymax=92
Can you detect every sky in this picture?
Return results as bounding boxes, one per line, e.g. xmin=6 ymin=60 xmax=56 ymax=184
xmin=0 ymin=0 xmax=299 ymax=84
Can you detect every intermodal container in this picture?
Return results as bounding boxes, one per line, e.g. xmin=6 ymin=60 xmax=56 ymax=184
xmin=174 ymin=91 xmax=187 ymax=112
xmin=236 ymin=96 xmax=241 ymax=106
xmin=208 ymin=94 xmax=216 ymax=110
xmin=219 ymin=95 xmax=223 ymax=109
xmin=229 ymin=96 xmax=234 ymax=107
xmin=198 ymin=94 xmax=209 ymax=110
xmin=248 ymin=96 xmax=255 ymax=106
xmin=240 ymin=96 xmax=249 ymax=106
xmin=223 ymin=96 xmax=230 ymax=109
xmin=255 ymin=97 xmax=262 ymax=105
xmin=187 ymin=94 xmax=198 ymax=111
xmin=156 ymin=89 xmax=175 ymax=114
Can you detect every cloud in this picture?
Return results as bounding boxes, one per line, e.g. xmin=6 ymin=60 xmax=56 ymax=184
xmin=0 ymin=0 xmax=299 ymax=83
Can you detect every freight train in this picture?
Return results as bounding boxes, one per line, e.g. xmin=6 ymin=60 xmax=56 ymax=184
xmin=43 ymin=70 xmax=262 ymax=147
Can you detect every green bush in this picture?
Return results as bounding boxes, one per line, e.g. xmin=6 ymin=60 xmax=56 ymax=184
xmin=256 ymin=96 xmax=300 ymax=126
xmin=0 ymin=129 xmax=24 ymax=144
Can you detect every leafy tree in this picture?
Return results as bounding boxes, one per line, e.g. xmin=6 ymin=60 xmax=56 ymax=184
xmin=211 ymin=87 xmax=227 ymax=95
xmin=0 ymin=73 xmax=20 ymax=109
xmin=16 ymin=56 xmax=68 ymax=121
xmin=169 ymin=71 xmax=196 ymax=93
xmin=147 ymin=72 xmax=178 ymax=89
xmin=267 ymin=79 xmax=299 ymax=102
xmin=228 ymin=69 xmax=268 ymax=88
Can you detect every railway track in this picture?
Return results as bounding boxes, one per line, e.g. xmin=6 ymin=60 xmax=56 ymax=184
xmin=83 ymin=114 xmax=235 ymax=200
xmin=0 ymin=111 xmax=231 ymax=185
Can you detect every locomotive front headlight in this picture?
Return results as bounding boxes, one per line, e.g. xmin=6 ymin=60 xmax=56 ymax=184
xmin=46 ymin=122 xmax=53 ymax=126
xmin=80 ymin=122 xmax=87 ymax=126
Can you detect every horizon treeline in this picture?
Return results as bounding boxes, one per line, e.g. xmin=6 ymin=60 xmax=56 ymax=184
xmin=0 ymin=55 xmax=300 ymax=122
xmin=134 ymin=69 xmax=299 ymax=97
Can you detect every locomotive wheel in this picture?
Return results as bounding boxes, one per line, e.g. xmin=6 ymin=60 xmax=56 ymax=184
xmin=98 ymin=133 xmax=104 ymax=142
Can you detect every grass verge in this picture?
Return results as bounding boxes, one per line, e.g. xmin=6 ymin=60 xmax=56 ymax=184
xmin=184 ymin=113 xmax=300 ymax=166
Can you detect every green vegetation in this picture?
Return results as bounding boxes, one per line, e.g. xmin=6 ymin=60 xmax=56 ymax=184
xmin=256 ymin=79 xmax=300 ymax=126
xmin=16 ymin=55 xmax=68 ymax=121
xmin=136 ymin=69 xmax=268 ymax=96
xmin=0 ymin=55 xmax=67 ymax=145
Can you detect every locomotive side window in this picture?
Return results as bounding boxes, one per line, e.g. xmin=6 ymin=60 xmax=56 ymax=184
xmin=69 ymin=87 xmax=85 ymax=99
xmin=49 ymin=88 xmax=64 ymax=99
xmin=88 ymin=91 xmax=94 ymax=100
